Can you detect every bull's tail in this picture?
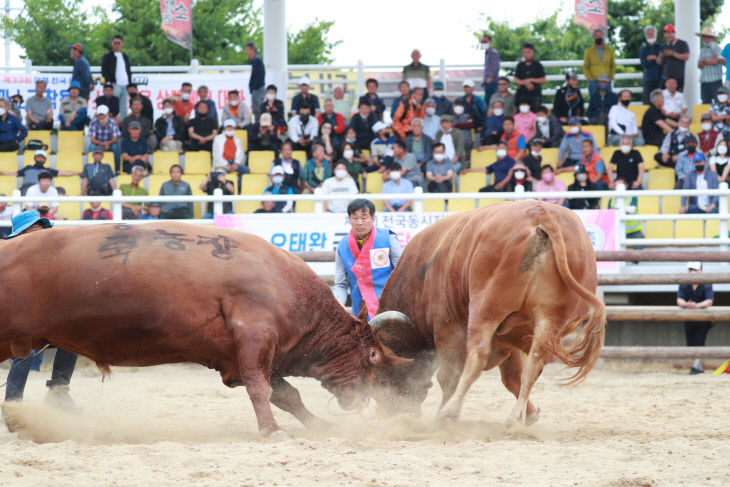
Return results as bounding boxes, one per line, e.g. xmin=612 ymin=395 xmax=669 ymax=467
xmin=535 ymin=208 xmax=606 ymax=385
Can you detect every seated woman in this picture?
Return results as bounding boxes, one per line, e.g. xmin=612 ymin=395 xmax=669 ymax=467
xmin=312 ymin=121 xmax=339 ymax=163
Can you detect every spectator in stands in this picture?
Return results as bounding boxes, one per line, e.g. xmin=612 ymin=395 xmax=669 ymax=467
xmin=196 ymin=85 xmax=217 ymax=121
xmin=405 ymin=118 xmax=432 ymax=169
xmin=359 ymin=78 xmax=386 ymax=121
xmin=567 ymin=166 xmax=599 ymax=209
xmin=610 ymin=136 xmax=645 ymax=189
xmin=392 ymin=81 xmax=412 ymax=117
xmin=558 ymin=116 xmax=599 ymax=173
xmin=211 ymin=119 xmax=247 ymax=178
xmin=501 ymin=160 xmax=533 ymax=192
xmin=392 ymin=87 xmax=425 ymax=140
xmin=608 ymin=89 xmax=644 ymax=146
xmin=303 ymin=144 xmax=332 ymax=193
xmin=681 ymin=153 xmax=718 ymax=214
xmin=699 ymin=113 xmax=720 ymax=155
xmin=710 ymin=86 xmax=730 ymax=139
xmin=434 ymin=115 xmax=465 ymax=171
xmin=458 ymin=79 xmax=486 ymax=135
xmin=119 ymin=165 xmax=148 ymax=219
xmin=291 ymin=77 xmax=320 ymax=116
xmin=81 ymin=148 xmax=116 ymax=196
xmin=422 ymin=99 xmax=440 ymax=139
xmin=321 ymin=160 xmax=359 ymax=213
xmin=159 ymin=164 xmax=192 ymax=219
xmin=535 ymin=165 xmax=566 ymax=204
xmin=26 ymin=80 xmax=54 ymax=130
xmin=658 ymin=115 xmax=692 ymax=168
xmin=674 ymin=135 xmax=701 ymax=187
xmin=247 ymin=112 xmax=281 ymax=154
xmin=642 ymin=89 xmax=676 ymax=147
xmin=386 ymin=139 xmax=423 ymax=188
xmin=534 ymin=106 xmax=564 ymax=148
xmin=499 ymin=116 xmax=526 ymax=160
xmin=155 ymin=98 xmax=185 ymax=153
xmin=0 ymin=98 xmax=27 ymax=152
xmin=425 ymin=143 xmax=454 ymax=193
xmin=264 ymin=166 xmax=295 ymax=213
xmin=553 ymin=71 xmax=584 ymax=124
xmin=452 ymin=99 xmax=474 ymax=161
xmin=369 ymin=121 xmax=395 ymax=172
xmin=464 ymin=140 xmax=514 ymax=191
xmin=200 ymin=171 xmax=235 ymax=218
xmin=255 ymin=199 xmax=280 ymax=214
xmin=489 ymin=76 xmax=515 ymax=117
xmin=580 ymin=138 xmax=611 ymax=190
xmin=221 ymin=90 xmax=251 ymax=129
xmin=710 ymin=138 xmax=730 ymax=181
xmin=586 ymin=74 xmax=617 ymax=125
xmin=0 ymin=196 xmax=12 ymax=224
xmin=270 ymin=140 xmax=302 ymax=192
xmin=187 ymin=101 xmax=218 ymax=152
xmin=261 ymin=84 xmax=287 ymax=135
xmin=245 ymin=41 xmax=266 ymax=118
xmin=120 ymin=121 xmax=149 ymax=174
xmin=59 ymin=81 xmax=88 ymax=131
xmin=313 ymin=121 xmax=339 ymax=162
xmin=583 ymin=28 xmax=616 ymax=98
xmin=342 ymin=128 xmax=370 ymax=172
xmin=481 ymin=34 xmax=500 ymax=103
xmin=337 ymin=143 xmax=364 ymax=191
xmin=640 ymin=26 xmax=663 ymax=104
xmin=325 ymin=84 xmax=356 ymax=118
xmin=658 ymin=24 xmax=690 ymax=91
xmin=25 ymin=172 xmax=59 ymax=217
xmin=317 ymin=98 xmax=346 ymax=145
xmin=1 ymin=150 xmax=79 ymax=192
xmin=403 ymin=49 xmax=431 ymax=98
xmin=661 ymin=77 xmax=687 ymax=122
xmin=289 ymin=103 xmax=319 ymax=155
xmin=697 ymin=27 xmax=724 ymax=104
xmin=69 ymin=42 xmax=92 ymax=101
xmin=88 ymin=105 xmax=121 ymax=172
xmin=522 ymin=138 xmax=544 ymax=183
xmin=677 ymin=261 xmax=714 ymax=375
xmin=138 ymin=201 xmax=162 ymax=220
xmin=382 ymin=162 xmax=414 ymax=212
xmin=514 ymin=101 xmax=537 ymax=143
xmin=95 ymin=83 xmax=121 ymax=123
xmin=9 ymin=95 xmax=22 ymax=119
xmin=431 ymin=80 xmax=454 ymax=116
xmin=480 ymin=100 xmax=505 ymax=147
xmin=350 ymin=101 xmax=377 ymax=151
xmin=514 ymin=43 xmax=546 ymax=112
xmin=126 ymin=83 xmax=154 ymax=121
xmin=101 ymin=35 xmax=131 ymax=121
xmin=122 ymin=97 xmax=156 ymax=151
xmin=173 ymin=82 xmax=194 ymax=123
xmin=82 ymin=201 xmax=113 ymax=220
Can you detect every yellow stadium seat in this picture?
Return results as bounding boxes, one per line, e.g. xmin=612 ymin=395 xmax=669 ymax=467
xmin=637 ymin=196 xmax=659 ymax=214
xmin=556 ymin=171 xmax=575 ymax=186
xmin=22 ymin=151 xmax=37 ymax=167
xmin=58 ymin=131 xmax=84 ymax=153
xmin=248 ymin=151 xmax=276 ymax=174
xmin=56 ymin=152 xmax=83 ymax=172
xmin=361 ymin=149 xmax=370 ymax=160
xmin=478 ymin=198 xmax=505 ymax=207
xmin=0 ymin=152 xmax=18 ymax=172
xmin=628 ymin=105 xmax=649 ymax=127
xmin=600 ymin=146 xmax=616 ymax=165
xmin=447 ymin=198 xmax=477 ymax=211
xmin=147 ymin=174 xmax=168 ymax=195
xmin=240 ymin=173 xmax=269 ymax=195
xmin=459 ymin=172 xmax=485 ymax=193
xmin=692 ymin=104 xmax=711 ymax=123
xmin=541 ymin=148 xmax=559 ymax=169
xmin=224 ymin=172 xmax=239 ymax=194
xmin=645 ymin=220 xmax=673 ymax=238
xmin=422 ymin=199 xmax=445 ymax=212
xmin=584 ymin=125 xmax=606 ymax=147
xmin=116 ymin=174 xmax=132 ymax=187
xmin=26 ymin=130 xmax=52 ymax=149
xmin=54 ymin=176 xmax=81 ymax=196
xmin=292 ymin=150 xmax=307 ymax=163
xmin=689 ymin=122 xmax=702 ymax=135
xmin=676 ymin=220 xmax=703 ymax=239
xmin=234 ymin=130 xmax=248 ymax=152
xmin=636 ymin=145 xmax=659 ymax=170
xmin=153 ymin=151 xmax=180 ymax=174
xmin=235 ymin=201 xmax=260 ymax=214
xmin=600 ymin=197 xmax=610 ymax=209
xmin=470 ymin=149 xmax=496 ymax=169
xmin=56 ymin=201 xmax=82 ymax=220
xmin=184 ymin=151 xmax=211 ymax=175
xmin=705 ymin=219 xmax=720 ymax=239
xmin=102 ymin=152 xmax=114 ymax=166
xmin=181 ymin=175 xmax=205 ymax=195
xmin=662 ymin=196 xmax=681 ymax=214
xmin=648 ymin=168 xmax=675 ymax=190
xmin=295 ymin=200 xmax=314 ymax=213
xmin=365 ymin=174 xmax=384 ymax=194
xmin=0 ymin=175 xmax=18 ymax=194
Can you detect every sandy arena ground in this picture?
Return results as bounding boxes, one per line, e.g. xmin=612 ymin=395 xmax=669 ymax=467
xmin=0 ymin=361 xmax=727 ymax=487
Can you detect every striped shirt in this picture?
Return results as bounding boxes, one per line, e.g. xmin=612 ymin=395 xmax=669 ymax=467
xmin=483 ymin=47 xmax=501 ymax=84
xmin=700 ymin=42 xmax=723 ymax=83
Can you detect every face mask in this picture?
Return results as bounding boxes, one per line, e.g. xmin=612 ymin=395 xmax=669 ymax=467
xmin=620 ymin=144 xmax=632 ymax=154
xmin=678 ymin=126 xmax=689 ymax=133
xmin=225 ymin=129 xmax=235 ymax=137
xmin=433 ymin=153 xmax=446 ymax=162
xmin=496 ymin=149 xmax=507 ymax=158
xmin=230 ymin=100 xmax=239 ymax=106
xmin=345 ymin=138 xmax=356 ymax=143
xmin=514 ymin=170 xmax=525 ymax=179
xmin=718 ymin=94 xmax=728 ymax=103
xmin=454 ymin=106 xmax=464 ymax=115
xmin=599 ymin=85 xmax=608 ymax=92
xmin=531 ymin=150 xmax=541 ymax=157
xmin=620 ymin=99 xmax=630 ymax=107
xmin=272 ymin=175 xmax=284 ymax=184
xmin=0 ymin=108 xmax=6 ymax=116
xmin=646 ymin=37 xmax=656 ymax=44
xmin=266 ymin=93 xmax=276 ymax=101
xmin=493 ymin=108 xmax=504 ymax=116
xmin=537 ymin=116 xmax=546 ymax=124
xmin=542 ymin=173 xmax=554 ymax=182
xmin=335 ymin=169 xmax=348 ymax=179
xmin=595 ymin=37 xmax=604 ymax=45
xmin=343 ymin=149 xmax=354 ymax=159
xmin=425 ymin=106 xmax=436 ymax=116
xmin=389 ymin=171 xmax=401 ymax=181
xmin=181 ymin=92 xmax=190 ymax=100
xmin=164 ymin=107 xmax=174 ymax=115
xmin=300 ymin=114 xmax=309 ymax=124
xmin=519 ymin=105 xmax=530 ymax=114
xmin=718 ymin=145 xmax=728 ymax=155
xmin=695 ymin=164 xmax=705 ymax=172
xmin=576 ymin=173 xmax=588 ymax=182
xmin=704 ymin=41 xmax=712 ymax=47
xmin=482 ymin=43 xmax=491 ymax=50
xmin=687 ymin=145 xmax=697 ymax=154
xmin=570 ymin=125 xmax=580 ymax=134
xmin=433 ymin=90 xmax=444 ymax=98
xmin=701 ymin=122 xmax=712 ymax=132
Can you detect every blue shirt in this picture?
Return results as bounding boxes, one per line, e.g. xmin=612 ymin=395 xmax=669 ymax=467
xmin=483 ymin=114 xmax=504 ymax=137
xmin=0 ymin=113 xmax=27 ymax=143
xmin=559 ymin=131 xmax=599 ymax=162
xmin=72 ymin=55 xmax=92 ymax=92
xmin=639 ymin=42 xmax=663 ymax=83
xmin=122 ymin=137 xmax=148 ymax=157
xmin=456 ymin=95 xmax=487 ymax=128
xmin=382 ymin=178 xmax=414 ymax=206
xmin=486 ymin=156 xmax=515 ymax=184
xmin=204 ymin=99 xmax=217 ymax=121
xmin=249 ymin=55 xmax=265 ymax=91
xmin=723 ymin=44 xmax=730 ymax=81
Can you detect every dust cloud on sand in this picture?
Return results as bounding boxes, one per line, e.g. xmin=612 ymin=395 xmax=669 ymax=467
xmin=1 ymin=362 xmax=727 ymax=486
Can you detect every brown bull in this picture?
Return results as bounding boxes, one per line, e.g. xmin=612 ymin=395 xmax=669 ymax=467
xmin=0 ymin=222 xmax=407 ymax=437
xmin=370 ymin=200 xmax=605 ymax=425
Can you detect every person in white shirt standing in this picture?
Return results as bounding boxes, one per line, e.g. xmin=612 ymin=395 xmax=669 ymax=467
xmin=321 ymin=160 xmax=359 ymax=213
xmin=24 ymin=171 xmax=59 ymax=218
xmin=101 ymin=35 xmax=132 ymax=122
xmin=607 ymin=89 xmax=645 ymax=147
xmin=661 ymin=77 xmax=687 ymax=122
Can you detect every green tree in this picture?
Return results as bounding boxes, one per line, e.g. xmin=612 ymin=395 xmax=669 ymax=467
xmin=287 ymin=19 xmax=341 ymax=65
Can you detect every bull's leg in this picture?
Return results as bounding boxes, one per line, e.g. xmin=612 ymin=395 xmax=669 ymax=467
xmin=270 ymin=377 xmax=331 ymax=431
xmin=499 ymin=348 xmax=540 ymax=426
xmin=435 ymin=333 xmax=466 ymax=410
xmin=507 ymin=325 xmax=548 ymax=426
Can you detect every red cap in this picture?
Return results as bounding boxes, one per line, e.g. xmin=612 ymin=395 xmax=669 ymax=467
xmin=663 ymin=24 xmax=676 ymax=33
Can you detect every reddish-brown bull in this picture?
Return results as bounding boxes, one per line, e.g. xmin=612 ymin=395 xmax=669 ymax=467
xmin=0 ymin=222 xmax=407 ymax=438
xmin=370 ymin=200 xmax=605 ymax=425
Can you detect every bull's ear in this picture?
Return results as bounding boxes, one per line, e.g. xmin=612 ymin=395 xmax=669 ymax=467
xmin=378 ymin=344 xmax=415 ymax=368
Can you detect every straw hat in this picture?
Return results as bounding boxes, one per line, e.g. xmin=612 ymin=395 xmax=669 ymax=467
xmin=696 ymin=27 xmax=717 ymax=38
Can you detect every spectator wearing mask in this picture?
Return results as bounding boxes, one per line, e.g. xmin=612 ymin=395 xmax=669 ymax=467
xmin=607 ymin=89 xmax=644 ymax=146
xmin=199 ymin=171 xmax=235 ymax=218
xmin=662 ymin=77 xmax=687 ymax=122
xmin=369 ymin=121 xmax=396 ymax=173
xmin=303 ymin=144 xmax=332 ymax=193
xmin=425 ymin=143 xmax=454 ymax=193
xmin=431 ymin=80 xmax=454 ymax=116
xmin=291 ymin=77 xmax=320 ymax=116
xmin=81 ymin=148 xmax=116 ymax=196
xmin=499 ymin=116 xmax=526 ymax=160
xmin=642 ymin=89 xmax=677 ymax=147
xmin=452 ymin=99 xmax=474 ymax=162
xmin=321 ymin=160 xmax=358 ymax=213
xmin=535 ymin=165 xmax=566 ymax=205
xmin=457 ymin=79 xmax=487 ymax=135
xmin=245 ymin=41 xmax=266 ymax=118
xmin=674 ymin=135 xmax=701 ymax=188
xmin=522 ymin=138 xmax=545 ymax=183
xmin=481 ymin=34 xmax=500 ymax=103
xmin=558 ymin=117 xmax=599 ymax=173
xmin=610 ymin=136 xmax=645 ymax=190
xmin=698 ymin=113 xmax=720 ymax=155
xmin=405 ymin=118 xmax=433 ymax=169
xmin=422 ymin=99 xmax=441 ymax=139
xmin=501 ymin=160 xmax=533 ymax=192
xmin=270 ymin=140 xmax=302 ymax=192
xmin=583 ymin=28 xmax=616 ymax=98
xmin=289 ymin=103 xmax=319 ymax=155
xmin=0 ymin=98 xmax=27 ymax=152
xmin=385 ymin=139 xmax=423 ymax=188
xmin=260 ymin=85 xmax=287 ymax=134
xmin=640 ymin=26 xmax=663 ymax=104
xmin=95 ymin=83 xmax=121 ymax=123
xmin=340 ymin=126 xmax=371 ymax=172
xmin=392 ymin=87 xmax=425 ymax=140
xmin=358 ymin=78 xmax=386 ymax=120
xmin=567 ymin=166 xmax=599 ymax=210
xmin=697 ymin=28 xmax=725 ymax=104
xmin=26 ymin=79 xmax=54 ymax=130
xmin=579 ymin=138 xmax=611 ymax=190
xmin=8 ymin=94 xmax=22 ymax=119
xmin=221 ymin=90 xmax=251 ymax=129
xmin=88 ymin=105 xmax=121 ymax=172
xmin=247 ymin=113 xmax=281 ymax=153
xmin=155 ymin=98 xmax=186 ymax=152
xmin=681 ymin=153 xmax=719 ymax=214
xmin=463 ymin=140 xmax=514 ymax=192
xmin=264 ymin=166 xmax=295 ymax=213
xmin=534 ymin=106 xmax=564 ymax=148
xmin=195 ymin=85 xmax=217 ymax=121
xmin=657 ymin=24 xmax=690 ymax=91
xmin=337 ymin=143 xmax=364 ymax=191
xmin=514 ymin=101 xmax=537 ymax=143
xmin=25 ymin=172 xmax=59 ymax=217
xmin=514 ymin=43 xmax=546 ymax=112
xmin=382 ymin=162 xmax=414 ymax=212
xmin=82 ymin=201 xmax=113 ymax=220
xmin=434 ymin=115 xmax=465 ymax=171
xmin=677 ymin=262 xmax=714 ymax=375
xmin=553 ymin=71 xmax=585 ymax=124
xmin=479 ymin=100 xmax=505 ymax=147
xmin=710 ymin=86 xmax=730 ymax=139
xmin=586 ymin=74 xmax=617 ymax=125
xmin=317 ymin=98 xmax=347 ymax=144
xmin=710 ymin=138 xmax=730 ymax=182
xmin=489 ymin=77 xmax=516 ymax=116
xmin=59 ymin=81 xmax=88 ymax=131
xmin=173 ymin=82 xmax=194 ymax=122
xmin=187 ymin=101 xmax=218 ymax=152
xmin=0 ymin=150 xmax=79 ymax=192
xmin=350 ymin=101 xmax=377 ymax=151
xmin=120 ymin=121 xmax=150 ymax=174
xmin=159 ymin=164 xmax=193 ymax=219
xmin=657 ymin=115 xmax=692 ymax=168
xmin=211 ymin=119 xmax=247 ymax=187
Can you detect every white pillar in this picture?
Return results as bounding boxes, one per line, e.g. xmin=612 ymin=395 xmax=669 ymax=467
xmin=264 ymin=0 xmax=287 ymax=99
xmin=675 ymin=0 xmax=700 ymax=108
xmin=111 ymin=189 xmax=123 ymax=221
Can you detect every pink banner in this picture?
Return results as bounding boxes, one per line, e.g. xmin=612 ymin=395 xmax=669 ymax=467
xmin=574 ymin=209 xmax=618 ymax=273
xmin=574 ymin=0 xmax=607 ymax=33
xmin=160 ymin=0 xmax=192 ymax=50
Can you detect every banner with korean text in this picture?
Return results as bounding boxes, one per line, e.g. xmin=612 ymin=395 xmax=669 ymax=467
xmin=574 ymin=0 xmax=607 ymax=33
xmin=160 ymin=0 xmax=193 ymax=50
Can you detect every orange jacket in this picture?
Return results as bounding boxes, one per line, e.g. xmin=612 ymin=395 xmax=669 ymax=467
xmin=392 ymin=97 xmax=425 ymax=139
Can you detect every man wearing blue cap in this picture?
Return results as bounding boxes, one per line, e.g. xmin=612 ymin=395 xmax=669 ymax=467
xmin=3 ymin=210 xmax=78 ymax=407
xmin=70 ymin=42 xmax=92 ymax=101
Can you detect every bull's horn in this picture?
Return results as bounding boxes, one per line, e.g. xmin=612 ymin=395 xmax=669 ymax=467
xmin=368 ymin=310 xmax=412 ymax=330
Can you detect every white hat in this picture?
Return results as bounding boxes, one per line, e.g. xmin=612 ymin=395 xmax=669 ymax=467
xmin=372 ymin=121 xmax=388 ymax=134
xmin=96 ymin=104 xmax=109 ymax=115
xmin=298 ymin=76 xmax=310 ymax=86
xmin=34 ymin=149 xmax=47 ymax=159
xmin=462 ymin=79 xmax=476 ymax=88
xmin=223 ymin=119 xmax=236 ymax=128
xmin=270 ymin=166 xmax=285 ymax=175
xmin=687 ymin=261 xmax=702 ymax=271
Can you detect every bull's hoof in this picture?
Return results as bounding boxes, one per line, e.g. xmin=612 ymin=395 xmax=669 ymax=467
xmin=525 ymin=407 xmax=540 ymax=427
xmin=435 ymin=406 xmax=460 ymax=425
xmin=265 ymin=429 xmax=293 ymax=441
xmin=304 ymin=416 xmax=333 ymax=433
